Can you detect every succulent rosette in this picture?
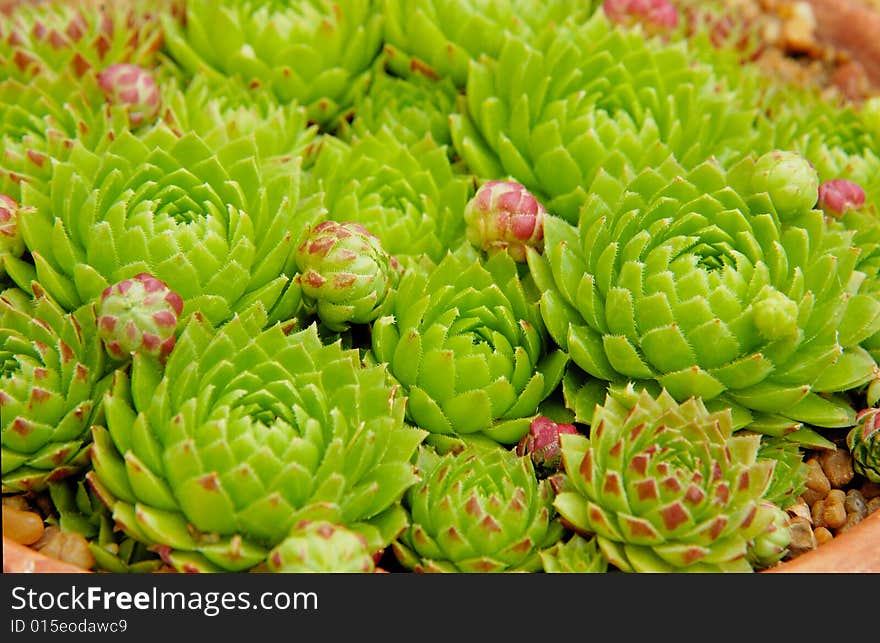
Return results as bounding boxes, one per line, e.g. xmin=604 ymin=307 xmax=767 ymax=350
xmin=0 ymin=0 xmax=165 ymax=81
xmin=393 ymin=444 xmax=564 ymax=572
xmin=745 ymin=501 xmax=791 ymax=569
xmin=0 ymin=69 xmax=149 ymax=201
xmin=9 ymin=124 xmax=321 ymax=328
xmin=371 ymin=245 xmax=568 ymax=445
xmin=538 ymin=533 xmax=609 ymax=573
xmin=336 ymin=65 xmax=457 ymax=149
xmin=847 ymin=408 xmax=880 ymax=483
xmin=266 ymin=520 xmax=377 ymax=573
xmin=527 ymin=154 xmax=880 ymax=444
xmin=160 ymin=75 xmax=319 ymax=165
xmin=1 ymin=286 xmax=110 ymax=493
xmin=382 ymin=0 xmax=592 ymax=87
xmin=161 ymin=0 xmax=383 ymax=127
xmin=49 ymin=478 xmax=163 ymax=573
xmin=755 ymin=437 xmax=808 ymax=509
xmin=86 ymin=305 xmax=427 ymax=572
xmin=294 ymin=221 xmax=398 ymax=332
xmin=306 ymin=128 xmax=472 ymax=264
xmin=554 ymin=386 xmax=780 ymax=572
xmin=451 ymin=11 xmax=759 ymax=223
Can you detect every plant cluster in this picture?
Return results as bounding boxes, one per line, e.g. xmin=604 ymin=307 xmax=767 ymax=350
xmin=2 ymin=0 xmax=878 ymax=573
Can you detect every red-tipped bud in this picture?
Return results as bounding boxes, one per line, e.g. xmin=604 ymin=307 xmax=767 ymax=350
xmin=516 ymin=416 xmax=579 ymax=475
xmin=464 ymin=180 xmax=546 ymax=262
xmin=96 ymin=273 xmax=182 ymax=362
xmin=817 ymin=178 xmax=866 ymax=217
xmin=97 ymin=63 xmax=161 ymax=127
xmin=603 ymin=0 xmax=679 ymax=32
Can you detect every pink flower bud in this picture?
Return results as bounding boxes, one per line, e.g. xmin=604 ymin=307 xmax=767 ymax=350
xmin=97 ymin=273 xmax=182 ymax=362
xmin=97 ymin=63 xmax=161 ymax=127
xmin=603 ymin=0 xmax=679 ymax=31
xmin=516 ymin=416 xmax=579 ymax=474
xmin=817 ymin=179 xmax=866 ymax=217
xmin=463 ymin=180 xmax=546 ymax=262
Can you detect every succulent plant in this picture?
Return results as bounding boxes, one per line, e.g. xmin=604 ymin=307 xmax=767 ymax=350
xmin=48 ymin=478 xmax=163 ymax=573
xmin=554 ymin=385 xmax=780 ymax=572
xmin=538 ymin=533 xmax=609 ymax=573
xmin=336 ymin=64 xmax=457 ymax=148
xmin=847 ymin=408 xmax=880 ymax=483
xmin=393 ymin=444 xmax=564 ymax=572
xmin=294 ymin=220 xmax=398 ymax=332
xmin=464 ymin=179 xmax=546 ymax=263
xmin=96 ymin=273 xmax=183 ymax=363
xmin=382 ymin=0 xmax=592 ymax=87
xmin=745 ymin=501 xmax=791 ymax=569
xmin=451 ymin=11 xmax=759 ymax=223
xmin=527 ymin=155 xmax=880 ymax=444
xmin=159 ymin=75 xmax=319 ymax=165
xmin=87 ymin=304 xmax=426 ymax=572
xmin=0 ymin=0 xmax=165 ymax=81
xmin=305 ymin=128 xmax=472 ymax=264
xmin=371 ymin=245 xmax=568 ymax=445
xmin=1 ymin=285 xmax=110 ymax=493
xmin=516 ymin=415 xmax=580 ymax=477
xmin=161 ymin=0 xmax=383 ymax=127
xmin=9 ymin=124 xmax=321 ymax=328
xmin=756 ymin=436 xmax=809 ymax=509
xmin=266 ymin=520 xmax=377 ymax=573
xmin=96 ymin=63 xmax=162 ymax=128
xmin=817 ymin=178 xmax=867 ymax=218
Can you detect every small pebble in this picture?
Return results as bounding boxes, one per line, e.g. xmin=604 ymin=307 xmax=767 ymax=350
xmin=845 ymin=489 xmax=867 ymax=519
xmin=1 ymin=495 xmax=31 ymax=512
xmin=811 ymin=498 xmax=827 ymax=528
xmin=787 ymin=498 xmax=812 ymax=522
xmin=804 ymin=458 xmax=831 ymax=496
xmin=835 ymin=512 xmax=863 ymax=535
xmin=34 ymin=529 xmax=95 ymax=570
xmin=818 ymin=448 xmax=855 ymax=488
xmin=2 ymin=506 xmax=45 ymax=545
xmin=822 ymin=489 xmax=847 ymax=529
xmin=787 ymin=516 xmax=817 ymax=557
xmin=813 ymin=526 xmax=834 ymax=546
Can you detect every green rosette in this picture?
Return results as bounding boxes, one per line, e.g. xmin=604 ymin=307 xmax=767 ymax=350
xmin=266 ymin=520 xmax=377 ymax=573
xmin=847 ymin=408 xmax=880 ymax=483
xmin=555 ymin=385 xmax=781 ymax=572
xmin=161 ymin=0 xmax=383 ymax=127
xmin=382 ymin=0 xmax=593 ymax=87
xmin=86 ymin=304 xmax=427 ymax=572
xmin=306 ymin=128 xmax=472 ymax=264
xmin=451 ymin=10 xmax=759 ymax=223
xmin=393 ymin=444 xmax=564 ymax=572
xmin=10 ymin=123 xmax=321 ymax=327
xmin=1 ymin=286 xmax=111 ymax=493
xmin=336 ymin=64 xmax=458 ymax=149
xmin=527 ymin=154 xmax=880 ymax=444
xmin=539 ymin=533 xmax=609 ymax=573
xmin=0 ymin=0 xmax=165 ymax=81
xmin=371 ymin=245 xmax=568 ymax=445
